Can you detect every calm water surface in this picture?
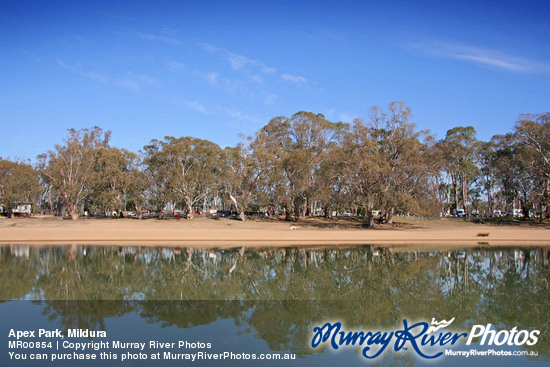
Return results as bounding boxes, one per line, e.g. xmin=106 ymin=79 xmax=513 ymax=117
xmin=0 ymin=245 xmax=548 ymax=366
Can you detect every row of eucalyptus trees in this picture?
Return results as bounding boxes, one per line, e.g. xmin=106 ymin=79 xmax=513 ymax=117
xmin=1 ymin=102 xmax=549 ymax=223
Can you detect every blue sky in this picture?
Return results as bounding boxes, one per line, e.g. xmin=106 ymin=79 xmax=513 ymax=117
xmin=1 ymin=0 xmax=549 ymax=161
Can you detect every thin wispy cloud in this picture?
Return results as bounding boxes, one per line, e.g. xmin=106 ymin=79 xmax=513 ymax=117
xmin=115 ymin=73 xmax=160 ymax=91
xmin=325 ymin=108 xmax=356 ymax=123
xmin=249 ymin=74 xmax=263 ymax=83
xmin=177 ymin=98 xmax=262 ymax=126
xmin=206 ymin=72 xmax=219 ymax=85
xmin=166 ymin=60 xmax=187 ymax=71
xmin=223 ymin=107 xmax=263 ymax=126
xmin=200 ymin=43 xmax=276 ymax=74
xmin=182 ymin=99 xmax=209 ymax=114
xmin=160 ymin=27 xmax=179 ymax=35
xmin=288 ymin=26 xmax=345 ymax=43
xmin=196 ymin=43 xmax=314 ymax=101
xmin=57 ymin=59 xmax=159 ymax=91
xmin=338 ymin=112 xmax=356 ymax=123
xmin=166 ymin=44 xmax=315 ymax=112
xmin=452 ymin=53 xmax=526 ymax=71
xmin=196 ymin=70 xmax=246 ymax=94
xmin=21 ymin=50 xmax=41 ymax=61
xmin=263 ymin=93 xmax=278 ymax=106
xmin=135 ymin=74 xmax=160 ymax=87
xmin=114 ymin=78 xmax=140 ymax=91
xmin=226 ymin=52 xmax=253 ymax=70
xmin=56 ymin=59 xmax=108 ymax=83
xmin=74 ymin=34 xmax=88 ymax=43
xmin=135 ymin=31 xmax=181 ymax=45
xmin=165 ymin=60 xmax=249 ymax=95
xmin=281 ymin=73 xmax=308 ymax=85
xmin=104 ymin=13 xmax=138 ymax=22
xmin=411 ymin=40 xmax=549 ymax=73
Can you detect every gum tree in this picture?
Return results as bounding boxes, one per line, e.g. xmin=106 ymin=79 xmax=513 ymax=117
xmin=253 ymin=112 xmax=344 ymax=221
xmin=144 ymin=136 xmax=221 ymax=218
xmin=514 ymin=113 xmax=550 ymax=218
xmin=38 ymin=127 xmax=110 ymax=220
xmin=346 ymin=102 xmax=434 ymax=226
xmin=0 ymin=158 xmax=41 ymax=215
xmin=88 ymin=147 xmax=142 ymax=215
xmin=438 ymin=126 xmax=479 ymax=214
xmin=221 ymin=140 xmax=262 ymax=221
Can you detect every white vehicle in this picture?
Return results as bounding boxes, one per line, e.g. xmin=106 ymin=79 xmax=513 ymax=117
xmin=454 ymin=209 xmax=466 ymax=217
xmin=12 ymin=203 xmax=32 ymax=216
xmin=506 ymin=208 xmax=524 ymax=217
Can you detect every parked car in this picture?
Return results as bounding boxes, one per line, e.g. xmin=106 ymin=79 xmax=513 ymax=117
xmin=453 ymin=209 xmax=466 ymax=217
xmin=506 ymin=209 xmax=524 ymax=217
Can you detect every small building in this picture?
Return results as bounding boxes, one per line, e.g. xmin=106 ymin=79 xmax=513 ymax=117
xmin=12 ymin=202 xmax=33 ymax=216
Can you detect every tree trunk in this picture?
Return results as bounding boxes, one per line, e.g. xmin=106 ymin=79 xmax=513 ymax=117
xmin=364 ymin=209 xmax=374 ymax=228
xmin=229 ymin=194 xmax=246 ymax=222
xmin=453 ymin=182 xmax=459 ymax=210
xmin=132 ymin=201 xmax=142 ymax=219
xmin=324 ymin=204 xmax=331 ymax=219
xmin=293 ymin=197 xmax=301 ymax=222
xmin=488 ymin=194 xmax=492 ymax=216
xmin=283 ymin=204 xmax=290 ymax=221
xmin=68 ymin=202 xmax=79 ymax=220
xmin=185 ymin=199 xmax=194 ymax=219
xmin=462 ymin=177 xmax=468 ymax=211
xmin=386 ymin=207 xmax=394 ymax=224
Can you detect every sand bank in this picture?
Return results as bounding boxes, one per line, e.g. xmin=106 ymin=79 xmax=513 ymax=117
xmin=0 ymin=216 xmax=549 ymax=248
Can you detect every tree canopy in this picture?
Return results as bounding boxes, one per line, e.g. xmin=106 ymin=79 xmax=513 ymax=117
xmin=3 ymin=104 xmax=548 ymax=222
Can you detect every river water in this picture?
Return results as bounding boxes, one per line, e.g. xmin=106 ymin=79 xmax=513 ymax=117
xmin=0 ymin=245 xmax=548 ymax=365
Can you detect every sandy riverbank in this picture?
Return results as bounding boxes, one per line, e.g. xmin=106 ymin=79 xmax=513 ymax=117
xmin=0 ymin=216 xmax=549 ymax=248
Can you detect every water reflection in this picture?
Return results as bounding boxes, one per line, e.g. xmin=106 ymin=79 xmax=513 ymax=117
xmin=1 ymin=245 xmax=548 ymax=302
xmin=0 ymin=245 xmax=549 ymax=360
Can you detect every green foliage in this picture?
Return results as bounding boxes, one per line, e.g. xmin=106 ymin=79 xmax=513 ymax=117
xmin=2 ymin=246 xmax=548 ymax=358
xmin=0 ymin=158 xmax=40 ymax=213
xmin=38 ymin=127 xmax=110 ymax=219
xmin=143 ymin=136 xmax=221 ymax=218
xmin=5 ymin=107 xmax=548 ymax=221
xmin=438 ymin=125 xmax=479 ymax=213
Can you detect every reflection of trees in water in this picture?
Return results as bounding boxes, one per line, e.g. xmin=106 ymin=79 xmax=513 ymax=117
xmin=1 ymin=245 xmax=547 ymax=300
xmin=0 ymin=245 xmax=547 ymax=303
xmin=481 ymin=248 xmax=550 ymax=356
xmin=139 ymin=300 xmax=245 ymax=329
xmin=41 ymin=301 xmax=136 ymax=333
xmin=0 ymin=246 xmax=38 ymax=299
xmin=1 ymin=245 xmax=548 ymax=358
